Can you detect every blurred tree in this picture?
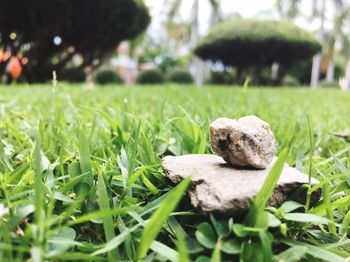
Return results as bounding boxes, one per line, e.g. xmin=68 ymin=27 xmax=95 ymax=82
xmin=0 ymin=0 xmax=150 ymax=82
xmin=194 ymin=19 xmax=321 ymax=85
xmin=276 ymin=0 xmax=325 ymax=88
xmin=276 ymin=0 xmax=348 ymax=87
xmin=164 ymin=0 xmax=222 ymax=85
xmin=323 ymin=0 xmax=350 ymax=82
xmin=276 ymin=0 xmax=302 ymax=19
xmin=310 ymin=0 xmax=326 ymax=88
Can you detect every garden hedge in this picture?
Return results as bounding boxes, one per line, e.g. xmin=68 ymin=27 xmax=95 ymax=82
xmin=194 ymin=19 xmax=321 ymax=84
xmin=137 ymin=69 xmax=164 ymax=84
xmin=167 ymin=68 xmax=193 ymax=84
xmin=93 ymin=67 xmax=122 ymax=85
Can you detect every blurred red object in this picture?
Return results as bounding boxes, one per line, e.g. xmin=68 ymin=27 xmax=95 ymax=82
xmin=21 ymin=57 xmax=29 ymax=65
xmin=0 ymin=50 xmax=11 ymax=62
xmin=6 ymin=56 xmax=22 ymax=79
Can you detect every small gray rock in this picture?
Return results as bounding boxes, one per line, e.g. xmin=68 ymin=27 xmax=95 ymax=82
xmin=163 ymin=154 xmax=319 ymax=216
xmin=210 ymin=115 xmax=277 ymax=169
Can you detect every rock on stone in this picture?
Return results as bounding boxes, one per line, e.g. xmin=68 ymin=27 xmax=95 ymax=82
xmin=163 ymin=154 xmax=319 ymax=216
xmin=210 ymin=115 xmax=277 ymax=169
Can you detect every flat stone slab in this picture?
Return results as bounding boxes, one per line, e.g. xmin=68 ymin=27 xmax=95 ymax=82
xmin=163 ymin=154 xmax=319 ymax=216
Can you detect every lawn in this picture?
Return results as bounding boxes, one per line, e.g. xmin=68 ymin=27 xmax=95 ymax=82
xmin=0 ymin=84 xmax=349 ymax=261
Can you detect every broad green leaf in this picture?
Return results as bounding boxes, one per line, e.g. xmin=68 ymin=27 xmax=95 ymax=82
xmin=47 ymin=227 xmax=76 ymax=255
xmin=241 ymin=241 xmax=253 ymax=261
xmin=280 ymin=201 xmax=304 ymax=213
xmin=68 ymin=161 xmax=81 ymax=177
xmin=210 ymin=214 xmax=229 ymax=238
xmin=221 ymin=239 xmax=240 ymax=254
xmin=52 ymin=192 xmax=74 ymax=203
xmin=195 ymin=222 xmax=217 ymax=249
xmin=232 ymin=224 xmax=248 ymax=238
xmin=267 ymin=212 xmax=281 ymax=227
xmin=195 ymin=256 xmax=210 ymax=262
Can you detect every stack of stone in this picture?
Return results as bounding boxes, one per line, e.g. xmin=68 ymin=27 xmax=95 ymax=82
xmin=163 ymin=115 xmax=319 ymax=216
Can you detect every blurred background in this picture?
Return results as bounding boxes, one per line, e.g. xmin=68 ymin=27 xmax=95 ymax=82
xmin=1 ymin=0 xmax=350 ymax=89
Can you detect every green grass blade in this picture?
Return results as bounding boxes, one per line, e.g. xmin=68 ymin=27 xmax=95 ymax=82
xmin=245 ymin=148 xmax=289 ymax=226
xmin=283 ymin=240 xmax=346 ymax=262
xmin=97 ymin=172 xmax=119 ymax=260
xmin=78 ymin=128 xmax=94 ymax=198
xmin=137 ymin=176 xmax=191 ymax=259
xmin=33 ymin=139 xmax=43 ymax=230
xmin=322 ymin=184 xmax=337 ymax=235
xmin=277 ymin=246 xmax=308 ymax=262
xmin=92 ymin=224 xmax=141 ymax=256
xmin=150 ymin=241 xmax=178 ymax=262
xmin=210 ymin=240 xmax=222 ymax=262
xmin=177 ymin=231 xmax=190 ymax=262
xmin=32 ymin=136 xmax=45 ymax=261
xmin=259 ymin=231 xmax=272 ymax=262
xmin=340 ymin=209 xmax=350 ymax=236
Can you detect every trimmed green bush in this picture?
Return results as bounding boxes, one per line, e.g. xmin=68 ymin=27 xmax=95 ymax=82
xmin=195 ymin=19 xmax=321 ymax=67
xmin=137 ymin=69 xmax=164 ymax=84
xmin=318 ymin=80 xmax=339 ymax=88
xmin=194 ymin=19 xmax=321 ymax=85
xmin=208 ymin=71 xmax=235 ymax=85
xmin=282 ymin=75 xmax=301 ymax=86
xmin=167 ymin=68 xmax=193 ymax=84
xmin=93 ymin=68 xmax=122 ymax=85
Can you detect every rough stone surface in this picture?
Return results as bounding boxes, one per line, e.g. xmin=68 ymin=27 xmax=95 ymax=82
xmin=210 ymin=115 xmax=277 ymax=169
xmin=163 ymin=154 xmax=319 ymax=216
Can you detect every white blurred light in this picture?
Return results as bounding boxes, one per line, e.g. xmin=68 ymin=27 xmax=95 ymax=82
xmin=9 ymin=32 xmax=17 ymax=40
xmin=53 ymin=36 xmax=62 ymax=46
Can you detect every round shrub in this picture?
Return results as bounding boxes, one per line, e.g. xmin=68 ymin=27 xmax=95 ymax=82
xmin=93 ymin=67 xmax=122 ymax=85
xmin=167 ymin=68 xmax=193 ymax=84
xmin=137 ymin=69 xmax=164 ymax=84
xmin=282 ymin=75 xmax=301 ymax=86
xmin=208 ymin=71 xmax=235 ymax=85
xmin=195 ymin=19 xmax=321 ymax=68
xmin=318 ymin=80 xmax=339 ymax=88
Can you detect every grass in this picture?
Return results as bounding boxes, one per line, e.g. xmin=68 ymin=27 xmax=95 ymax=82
xmin=0 ymin=83 xmax=349 ymax=261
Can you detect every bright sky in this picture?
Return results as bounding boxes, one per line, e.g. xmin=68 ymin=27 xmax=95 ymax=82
xmin=144 ymin=0 xmax=323 ymax=39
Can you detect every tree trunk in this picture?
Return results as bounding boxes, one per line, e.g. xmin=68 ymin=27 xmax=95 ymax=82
xmin=310 ymin=0 xmax=326 ymax=88
xmin=271 ymin=62 xmax=279 ymax=82
xmin=340 ymin=57 xmax=350 ymax=90
xmin=274 ymin=65 xmax=288 ymax=86
xmin=326 ymin=58 xmax=334 ymax=82
xmin=310 ymin=54 xmax=322 ymax=88
xmin=189 ymin=0 xmax=205 ymax=86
